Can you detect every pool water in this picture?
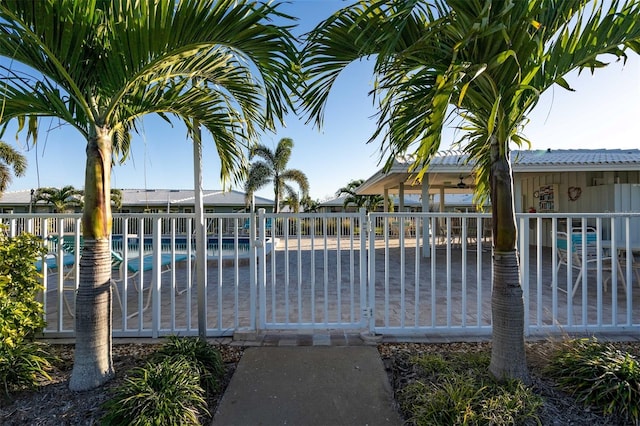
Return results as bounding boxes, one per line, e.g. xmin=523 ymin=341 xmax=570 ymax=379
xmin=111 ymin=235 xmax=252 ymax=257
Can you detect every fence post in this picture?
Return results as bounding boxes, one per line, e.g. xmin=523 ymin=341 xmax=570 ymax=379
xmin=151 ymin=216 xmax=161 ymax=338
xmin=366 ymin=212 xmax=376 ymax=335
xmin=519 ymin=215 xmax=530 ymax=337
xmin=359 ymin=208 xmax=367 ymax=328
xmin=257 ymin=208 xmax=266 ymax=331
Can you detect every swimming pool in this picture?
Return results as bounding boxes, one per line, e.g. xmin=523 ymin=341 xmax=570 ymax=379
xmin=111 ymin=235 xmax=275 ymax=258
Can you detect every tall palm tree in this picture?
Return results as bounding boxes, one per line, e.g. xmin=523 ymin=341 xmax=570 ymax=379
xmin=0 ymin=0 xmax=297 ymax=390
xmin=0 ymin=140 xmax=27 ymax=194
xmin=245 ymin=137 xmax=310 ymax=213
xmin=301 ymin=0 xmax=640 ymax=382
xmin=33 ymin=185 xmax=83 ymax=213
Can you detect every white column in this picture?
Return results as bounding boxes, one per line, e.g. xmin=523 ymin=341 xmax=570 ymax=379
xmin=422 ymin=176 xmax=430 ymax=257
xmin=384 ymin=188 xmax=389 ymax=212
xmin=399 ymin=182 xmax=405 ymax=212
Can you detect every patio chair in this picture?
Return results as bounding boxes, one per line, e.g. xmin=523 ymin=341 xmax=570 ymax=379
xmin=35 ymin=252 xmax=76 ymax=274
xmin=35 ymin=250 xmax=77 ymax=316
xmin=241 ymin=217 xmax=272 ymax=236
xmin=556 ymin=231 xmax=624 ymax=297
xmin=39 ymin=235 xmax=84 ymax=316
xmin=437 ymin=217 xmax=462 ymax=246
xmin=110 ymin=251 xmax=190 ymax=318
xmin=51 ymin=234 xmax=189 ymax=318
xmin=615 ymin=250 xmax=640 ymax=288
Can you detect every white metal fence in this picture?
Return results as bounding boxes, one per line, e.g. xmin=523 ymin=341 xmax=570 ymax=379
xmin=2 ymin=210 xmax=639 ymax=339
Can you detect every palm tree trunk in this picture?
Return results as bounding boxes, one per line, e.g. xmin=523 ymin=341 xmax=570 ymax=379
xmin=69 ymin=126 xmax=114 ymax=391
xmin=488 ymin=136 xmax=530 ymax=384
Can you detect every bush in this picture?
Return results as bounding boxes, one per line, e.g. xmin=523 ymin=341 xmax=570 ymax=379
xmin=0 ymin=340 xmax=52 ymax=395
xmin=152 ymin=335 xmax=225 ymax=395
xmin=0 ymin=228 xmax=52 ymax=396
xmin=399 ymin=352 xmax=542 ymax=425
xmin=546 ymin=338 xmax=640 ymax=424
xmin=0 ymin=229 xmax=48 ymax=342
xmin=102 ymin=357 xmax=207 ymax=426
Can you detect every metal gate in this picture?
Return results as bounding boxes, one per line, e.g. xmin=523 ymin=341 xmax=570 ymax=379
xmin=255 ymin=210 xmax=369 ymax=331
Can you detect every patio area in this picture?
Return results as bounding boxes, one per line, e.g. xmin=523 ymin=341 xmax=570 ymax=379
xmin=41 ymin=233 xmax=640 ymax=339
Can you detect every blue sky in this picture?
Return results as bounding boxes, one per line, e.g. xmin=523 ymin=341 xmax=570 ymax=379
xmin=3 ymin=0 xmax=640 ymax=201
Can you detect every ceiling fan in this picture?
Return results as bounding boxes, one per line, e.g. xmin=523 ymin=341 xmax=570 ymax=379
xmin=456 ymin=176 xmax=468 ymax=189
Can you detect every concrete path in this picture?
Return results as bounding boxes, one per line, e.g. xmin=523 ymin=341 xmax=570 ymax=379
xmin=212 ymin=346 xmax=403 ymax=426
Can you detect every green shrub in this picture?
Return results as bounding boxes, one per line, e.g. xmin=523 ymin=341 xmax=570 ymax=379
xmin=546 ymin=338 xmax=640 ymax=424
xmin=400 ymin=352 xmax=542 ymax=425
xmin=411 ymin=352 xmax=490 ymax=377
xmin=0 ymin=229 xmax=48 ymax=342
xmin=402 ymin=373 xmax=484 ymax=425
xmin=0 ymin=227 xmax=52 ymax=396
xmin=102 ymin=357 xmax=207 ymax=426
xmin=152 ymin=335 xmax=225 ymax=394
xmin=0 ymin=340 xmax=52 ymax=395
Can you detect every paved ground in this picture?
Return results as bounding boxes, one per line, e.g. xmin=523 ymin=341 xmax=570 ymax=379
xmin=43 ymin=237 xmax=640 ymax=337
xmin=212 ymin=336 xmax=403 ymax=426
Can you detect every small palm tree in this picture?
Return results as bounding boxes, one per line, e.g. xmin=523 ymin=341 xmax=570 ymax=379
xmin=336 ymin=179 xmax=367 ymax=210
xmin=33 ymin=186 xmax=83 ymax=213
xmin=110 ymin=189 xmax=123 ymax=211
xmin=0 ymin=141 xmax=27 ymax=194
xmin=336 ymin=179 xmax=389 ymax=212
xmin=281 ymin=195 xmax=301 ymax=213
xmin=301 ymin=195 xmax=320 ymax=213
xmin=245 ymin=138 xmax=310 ymax=213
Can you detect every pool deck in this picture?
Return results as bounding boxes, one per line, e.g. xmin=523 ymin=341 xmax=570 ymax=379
xmin=43 ymin=237 xmax=640 ymax=339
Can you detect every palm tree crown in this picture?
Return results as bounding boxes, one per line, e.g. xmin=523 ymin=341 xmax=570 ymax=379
xmin=336 ymin=179 xmax=388 ymax=212
xmin=0 ymin=141 xmax=27 ymax=194
xmin=33 ymin=185 xmax=83 ymax=213
xmin=300 ymin=195 xmax=320 ymax=213
xmin=245 ymin=137 xmax=310 ymax=213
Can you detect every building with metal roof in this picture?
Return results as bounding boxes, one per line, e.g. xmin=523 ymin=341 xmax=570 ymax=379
xmin=0 ymin=188 xmax=275 ymax=214
xmin=356 ymin=148 xmax=640 ymax=214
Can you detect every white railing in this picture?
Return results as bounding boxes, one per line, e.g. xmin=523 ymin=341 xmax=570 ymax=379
xmin=2 ymin=210 xmax=639 ymax=339
xmin=257 ymin=211 xmax=367 ymax=330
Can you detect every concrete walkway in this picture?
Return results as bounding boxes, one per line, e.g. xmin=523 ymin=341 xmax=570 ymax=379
xmin=212 ymin=345 xmax=403 ymax=426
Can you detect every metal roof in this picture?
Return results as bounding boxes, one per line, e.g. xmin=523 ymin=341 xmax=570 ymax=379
xmin=358 ymin=148 xmax=640 ymax=195
xmin=0 ymin=188 xmax=274 ymax=207
xmin=319 ymin=194 xmax=423 ymax=208
xmin=393 ymin=148 xmax=640 ymax=169
xmin=119 ymin=189 xmax=273 ymax=207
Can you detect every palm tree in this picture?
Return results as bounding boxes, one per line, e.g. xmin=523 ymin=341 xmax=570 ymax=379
xmin=0 ymin=0 xmax=297 ymax=390
xmin=300 ymin=0 xmax=640 ymax=382
xmin=281 ymin=195 xmax=301 ymax=213
xmin=336 ymin=179 xmax=367 ymax=210
xmin=110 ymin=189 xmax=123 ymax=211
xmin=245 ymin=138 xmax=310 ymax=213
xmin=336 ymin=179 xmax=387 ymax=212
xmin=33 ymin=186 xmax=83 ymax=213
xmin=300 ymin=195 xmax=320 ymax=213
xmin=0 ymin=141 xmax=27 ymax=194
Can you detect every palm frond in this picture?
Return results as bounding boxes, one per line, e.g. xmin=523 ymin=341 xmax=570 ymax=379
xmin=0 ymin=0 xmax=299 ymax=183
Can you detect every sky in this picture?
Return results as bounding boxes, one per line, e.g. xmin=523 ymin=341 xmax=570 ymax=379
xmin=3 ymin=0 xmax=640 ymax=202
